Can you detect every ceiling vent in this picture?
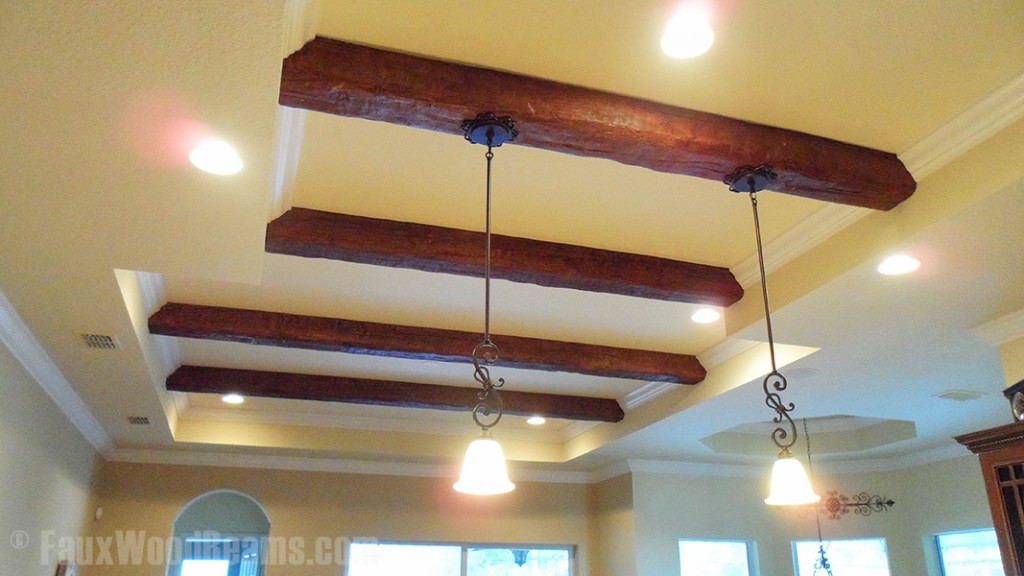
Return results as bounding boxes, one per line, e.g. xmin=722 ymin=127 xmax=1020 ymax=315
xmin=126 ymin=416 xmax=150 ymax=425
xmin=935 ymin=389 xmax=984 ymax=402
xmin=80 ymin=333 xmax=119 ymax=350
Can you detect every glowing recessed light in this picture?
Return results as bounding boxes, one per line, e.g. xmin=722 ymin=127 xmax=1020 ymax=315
xmin=189 ymin=139 xmax=243 ymax=175
xmin=690 ymin=308 xmax=721 ymax=324
xmin=877 ymin=254 xmax=920 ymax=275
xmin=526 ymin=416 xmax=546 ymax=426
xmin=221 ymin=393 xmax=245 ymax=404
xmin=661 ymin=3 xmax=715 ymax=59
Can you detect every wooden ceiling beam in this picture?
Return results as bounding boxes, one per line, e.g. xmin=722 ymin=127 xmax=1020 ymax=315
xmin=149 ymin=303 xmax=706 ymax=384
xmin=266 ymin=208 xmax=742 ymax=306
xmin=280 ymin=36 xmax=916 ymax=210
xmin=167 ymin=365 xmax=625 ymax=422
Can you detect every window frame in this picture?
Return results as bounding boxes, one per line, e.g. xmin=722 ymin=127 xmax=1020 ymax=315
xmin=934 ymin=528 xmax=1002 ymax=576
xmin=345 ymin=540 xmax=576 ymax=576
xmin=792 ymin=537 xmax=892 ymax=576
xmin=677 ymin=538 xmax=754 ymax=576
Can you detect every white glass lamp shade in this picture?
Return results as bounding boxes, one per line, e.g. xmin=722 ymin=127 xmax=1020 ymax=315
xmin=454 ymin=433 xmax=515 ymax=495
xmin=765 ymin=455 xmax=820 ymax=505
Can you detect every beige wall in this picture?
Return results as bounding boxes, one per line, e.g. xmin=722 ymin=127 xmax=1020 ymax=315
xmin=0 ymin=343 xmax=99 ymax=575
xmin=587 ymin=473 xmax=636 ymax=576
xmin=86 ymin=461 xmax=590 ymax=576
xmin=81 ymin=454 xmax=990 ymax=576
xmin=630 ymin=456 xmax=991 ymax=576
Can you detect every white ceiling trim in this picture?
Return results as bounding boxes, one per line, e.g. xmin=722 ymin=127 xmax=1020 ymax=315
xmin=727 ymin=71 xmax=1024 ymax=289
xmin=104 ymin=441 xmax=972 ymax=485
xmin=619 ymin=381 xmax=676 ymax=411
xmin=268 ymin=106 xmax=305 ymax=220
xmin=626 ymin=458 xmax=763 ymax=478
xmin=973 ymin=307 xmax=1024 ymax=346
xmin=698 ymin=338 xmax=760 ymax=370
xmin=811 ymin=443 xmax=973 ymax=475
xmin=559 ymin=420 xmax=600 ymax=441
xmin=280 ymin=0 xmax=319 ymax=58
xmin=899 ymin=71 xmax=1024 ymax=180
xmin=0 ymin=288 xmax=112 ymax=453
xmin=731 ymin=204 xmax=869 ymax=289
xmin=106 ymin=447 xmax=593 ymax=484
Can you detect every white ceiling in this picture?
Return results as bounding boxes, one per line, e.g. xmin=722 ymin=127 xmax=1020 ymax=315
xmin=1 ymin=0 xmax=1024 ymax=480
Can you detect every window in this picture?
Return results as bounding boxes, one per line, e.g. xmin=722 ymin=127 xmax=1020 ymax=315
xmin=678 ymin=539 xmax=751 ymax=576
xmin=347 ymin=542 xmax=572 ymax=576
xmin=168 ymin=490 xmax=269 ymax=576
xmin=181 ymin=559 xmax=230 ymax=576
xmin=793 ymin=538 xmax=890 ymax=576
xmin=935 ymin=529 xmax=1002 ymax=576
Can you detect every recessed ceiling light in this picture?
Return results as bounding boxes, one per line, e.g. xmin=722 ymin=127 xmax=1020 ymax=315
xmin=691 ymin=308 xmax=721 ymax=324
xmin=661 ymin=3 xmax=715 ymax=59
xmin=877 ymin=254 xmax=920 ymax=275
xmin=189 ymin=139 xmax=243 ymax=175
xmin=222 ymin=393 xmax=244 ymax=404
xmin=526 ymin=416 xmax=546 ymax=426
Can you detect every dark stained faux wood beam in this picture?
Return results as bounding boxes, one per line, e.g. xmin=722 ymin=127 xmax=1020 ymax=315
xmin=280 ymin=36 xmax=916 ymax=210
xmin=167 ymin=365 xmax=625 ymax=422
xmin=266 ymin=208 xmax=742 ymax=307
xmin=149 ymin=303 xmax=706 ymax=384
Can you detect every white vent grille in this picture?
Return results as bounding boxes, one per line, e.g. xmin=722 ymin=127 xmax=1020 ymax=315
xmin=126 ymin=416 xmax=150 ymax=425
xmin=81 ymin=333 xmax=119 ymax=349
xmin=936 ymin=389 xmax=984 ymax=402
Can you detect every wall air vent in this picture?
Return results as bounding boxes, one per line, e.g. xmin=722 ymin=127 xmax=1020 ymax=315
xmin=935 ymin=389 xmax=984 ymax=402
xmin=126 ymin=416 xmax=150 ymax=425
xmin=81 ymin=333 xmax=119 ymax=349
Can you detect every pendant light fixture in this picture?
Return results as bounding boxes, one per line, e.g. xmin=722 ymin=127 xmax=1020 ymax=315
xmin=453 ymin=113 xmax=518 ymax=496
xmin=725 ymin=165 xmax=820 ymax=506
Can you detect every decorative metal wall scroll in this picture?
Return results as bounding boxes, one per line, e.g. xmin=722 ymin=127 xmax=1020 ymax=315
xmin=821 ymin=490 xmax=895 ymax=520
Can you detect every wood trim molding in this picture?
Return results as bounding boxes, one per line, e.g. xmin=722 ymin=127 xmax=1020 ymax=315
xmin=955 ymin=421 xmax=1024 ymax=454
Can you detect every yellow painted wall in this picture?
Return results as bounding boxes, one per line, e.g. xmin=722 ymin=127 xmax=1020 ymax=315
xmin=999 ymin=336 xmax=1024 ymax=386
xmin=587 ymin=473 xmax=636 ymax=576
xmin=85 ymin=461 xmax=590 ymax=576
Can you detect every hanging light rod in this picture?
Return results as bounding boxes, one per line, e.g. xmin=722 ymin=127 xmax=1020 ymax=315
xmin=454 ymin=113 xmax=518 ymax=496
xmin=725 ymin=164 xmax=820 ymax=506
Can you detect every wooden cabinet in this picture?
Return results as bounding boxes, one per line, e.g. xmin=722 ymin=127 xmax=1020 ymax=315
xmin=957 ymin=422 xmax=1024 ymax=576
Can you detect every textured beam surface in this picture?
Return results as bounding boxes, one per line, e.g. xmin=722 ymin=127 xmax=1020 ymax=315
xmin=266 ymin=208 xmax=743 ymax=306
xmin=168 ymin=365 xmax=625 ymax=422
xmin=149 ymin=303 xmax=706 ymax=384
xmin=280 ymin=36 xmax=916 ymax=210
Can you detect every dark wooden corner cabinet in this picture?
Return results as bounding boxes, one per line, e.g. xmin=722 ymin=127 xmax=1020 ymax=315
xmin=957 ymin=421 xmax=1024 ymax=575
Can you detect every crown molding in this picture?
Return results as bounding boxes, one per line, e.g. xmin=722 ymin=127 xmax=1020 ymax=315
xmin=619 ymin=382 xmax=676 ymax=411
xmin=899 ymin=71 xmax=1024 ymax=181
xmin=268 ymin=107 xmax=304 ymax=220
xmin=626 ymin=458 xmax=763 ymax=478
xmin=973 ymin=307 xmax=1024 ymax=346
xmin=731 ymin=204 xmax=869 ymax=288
xmin=697 ymin=338 xmax=760 ymax=370
xmin=104 ymin=440 xmax=972 ymax=486
xmin=106 ymin=448 xmax=592 ymax=484
xmin=0 ymin=288 xmax=112 ymax=453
